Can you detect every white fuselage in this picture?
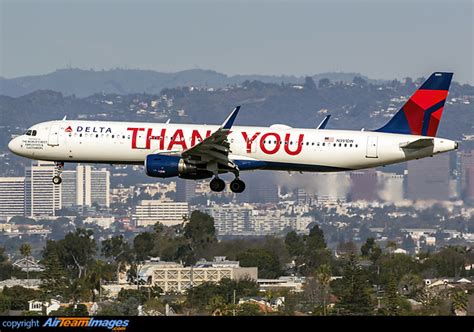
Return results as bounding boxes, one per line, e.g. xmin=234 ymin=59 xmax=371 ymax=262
xmin=8 ymin=120 xmax=457 ymax=172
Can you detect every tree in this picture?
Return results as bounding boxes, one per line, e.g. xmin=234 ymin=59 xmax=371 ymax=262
xmin=102 ymin=235 xmax=132 ymax=282
xmin=237 ymin=302 xmax=262 ymax=316
xmin=184 ymin=211 xmax=217 ymax=253
xmin=352 ymin=76 xmax=367 ymax=86
xmin=0 ymin=246 xmax=13 ymax=281
xmin=2 ymin=286 xmax=40 ymax=311
xmin=19 ymin=243 xmax=32 ymax=282
xmin=40 ymin=251 xmax=68 ymax=300
xmin=334 ymin=254 xmax=374 ymax=315
xmin=237 ymin=248 xmax=281 ymax=279
xmin=185 ymin=278 xmax=259 ymax=314
xmin=0 ymin=293 xmax=11 ymax=314
xmin=285 ymin=231 xmax=304 ymax=257
xmin=451 ymin=290 xmax=468 ymax=315
xmin=425 ymin=246 xmax=467 ymax=277
xmin=316 ymin=264 xmax=332 ymax=316
xmin=360 ymin=238 xmax=381 ymax=262
xmin=318 ymin=78 xmax=330 ymax=88
xmin=133 ymin=232 xmax=154 ymax=262
xmin=42 ymin=229 xmax=96 ymax=279
xmin=380 ymin=277 xmax=403 ymax=315
xmin=301 ymin=225 xmax=330 ymax=274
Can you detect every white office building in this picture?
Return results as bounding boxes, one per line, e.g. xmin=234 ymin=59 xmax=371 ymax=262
xmin=91 ymin=168 xmax=110 ymax=207
xmin=61 ymin=165 xmax=110 ymax=208
xmin=25 ymin=161 xmax=61 ymax=217
xmin=61 ymin=170 xmax=77 ymax=207
xmin=133 ymin=200 xmax=189 ymax=227
xmin=137 ymin=257 xmax=258 ymax=294
xmin=205 ymin=203 xmax=313 ymax=236
xmin=0 ymin=177 xmax=25 ymax=218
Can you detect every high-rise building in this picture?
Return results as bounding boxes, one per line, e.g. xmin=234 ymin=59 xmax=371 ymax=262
xmin=61 ymin=170 xmax=76 ymax=207
xmin=175 ymin=178 xmax=196 ymax=202
xmin=459 ymin=150 xmax=474 ymax=202
xmin=133 ymin=200 xmax=189 ymax=227
xmin=236 ymin=172 xmax=279 ymax=203
xmin=407 ymin=154 xmax=450 ymax=201
xmin=25 ymin=161 xmax=61 ymax=217
xmin=0 ymin=177 xmax=25 ymax=218
xmin=61 ymin=165 xmax=110 ymax=208
xmin=91 ymin=168 xmax=110 ymax=207
xmin=349 ymin=169 xmax=377 ymax=201
xmin=377 ymin=172 xmax=405 ymax=203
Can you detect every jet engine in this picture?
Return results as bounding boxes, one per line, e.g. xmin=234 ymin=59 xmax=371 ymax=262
xmin=145 ymin=154 xmax=212 ymax=179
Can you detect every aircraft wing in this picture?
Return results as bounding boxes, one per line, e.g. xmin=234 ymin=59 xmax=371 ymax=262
xmin=181 ymin=106 xmax=240 ymax=173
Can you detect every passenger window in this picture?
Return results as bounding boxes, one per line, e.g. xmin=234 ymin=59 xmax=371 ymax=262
xmin=322 ymin=143 xmax=325 ymax=146
xmin=355 ymin=144 xmax=358 ymax=148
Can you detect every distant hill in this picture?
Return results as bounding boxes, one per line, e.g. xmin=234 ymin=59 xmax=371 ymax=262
xmin=0 ymin=68 xmax=372 ymax=97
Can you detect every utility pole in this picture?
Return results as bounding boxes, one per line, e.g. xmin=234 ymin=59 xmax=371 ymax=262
xmin=233 ymin=289 xmax=236 ymax=316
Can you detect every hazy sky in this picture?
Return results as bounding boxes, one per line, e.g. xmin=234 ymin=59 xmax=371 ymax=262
xmin=1 ymin=0 xmax=473 ymax=83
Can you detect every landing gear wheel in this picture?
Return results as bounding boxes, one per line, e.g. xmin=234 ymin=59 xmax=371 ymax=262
xmin=210 ymin=177 xmax=225 ymax=192
xmin=52 ymin=176 xmax=62 ymax=185
xmin=230 ymin=179 xmax=246 ymax=193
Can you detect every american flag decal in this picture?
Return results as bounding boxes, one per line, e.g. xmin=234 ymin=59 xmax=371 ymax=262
xmin=324 ymin=137 xmax=334 ymax=143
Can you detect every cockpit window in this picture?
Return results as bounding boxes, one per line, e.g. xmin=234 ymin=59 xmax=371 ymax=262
xmin=32 ymin=130 xmax=37 ymax=136
xmin=26 ymin=130 xmax=32 ymax=136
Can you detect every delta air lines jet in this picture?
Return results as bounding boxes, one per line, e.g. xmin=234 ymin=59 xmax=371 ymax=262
xmin=8 ymin=72 xmax=458 ymax=193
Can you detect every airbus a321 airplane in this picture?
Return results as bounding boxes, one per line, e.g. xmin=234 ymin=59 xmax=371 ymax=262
xmin=8 ymin=72 xmax=458 ymax=193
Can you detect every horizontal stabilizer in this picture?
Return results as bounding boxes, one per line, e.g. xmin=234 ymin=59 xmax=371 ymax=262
xmin=399 ymin=138 xmax=434 ymax=149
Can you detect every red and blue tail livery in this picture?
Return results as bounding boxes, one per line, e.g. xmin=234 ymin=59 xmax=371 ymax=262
xmin=376 ymin=72 xmax=453 ymax=137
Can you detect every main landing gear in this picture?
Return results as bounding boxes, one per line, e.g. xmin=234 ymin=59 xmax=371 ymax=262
xmin=210 ymin=177 xmax=226 ymax=192
xmin=52 ymin=162 xmax=64 ymax=185
xmin=209 ymin=177 xmax=246 ymax=193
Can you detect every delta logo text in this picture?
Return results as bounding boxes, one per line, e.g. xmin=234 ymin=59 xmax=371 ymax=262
xmin=43 ymin=317 xmax=129 ymax=330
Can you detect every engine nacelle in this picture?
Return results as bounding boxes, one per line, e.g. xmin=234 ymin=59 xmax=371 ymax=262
xmin=145 ymin=154 xmax=196 ymax=178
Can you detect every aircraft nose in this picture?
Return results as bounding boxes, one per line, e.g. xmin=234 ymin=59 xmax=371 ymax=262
xmin=8 ymin=137 xmax=21 ymax=155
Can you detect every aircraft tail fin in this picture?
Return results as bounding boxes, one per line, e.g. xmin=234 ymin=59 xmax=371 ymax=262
xmin=375 ymin=72 xmax=453 ymax=137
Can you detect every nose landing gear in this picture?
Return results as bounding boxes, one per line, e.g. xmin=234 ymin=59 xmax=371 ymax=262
xmin=52 ymin=162 xmax=64 ymax=185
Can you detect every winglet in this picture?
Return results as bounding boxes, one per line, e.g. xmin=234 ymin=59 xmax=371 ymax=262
xmin=317 ymin=115 xmax=331 ymax=129
xmin=221 ymin=106 xmax=240 ymax=130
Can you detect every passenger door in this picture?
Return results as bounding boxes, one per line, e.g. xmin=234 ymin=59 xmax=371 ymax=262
xmin=48 ymin=124 xmax=60 ymax=146
xmin=366 ymin=136 xmax=378 ymax=158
